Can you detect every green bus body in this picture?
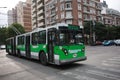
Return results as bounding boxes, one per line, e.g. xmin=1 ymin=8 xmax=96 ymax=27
xmin=6 ymin=23 xmax=86 ymax=65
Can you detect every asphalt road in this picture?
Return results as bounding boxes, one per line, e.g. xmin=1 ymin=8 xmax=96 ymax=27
xmin=0 ymin=46 xmax=120 ymax=80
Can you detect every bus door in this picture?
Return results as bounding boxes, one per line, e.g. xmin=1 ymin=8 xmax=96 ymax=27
xmin=11 ymin=38 xmax=14 ymax=54
xmin=48 ymin=30 xmax=56 ymax=63
xmin=25 ymin=35 xmax=31 ymax=58
xmin=13 ymin=37 xmax=16 ymax=55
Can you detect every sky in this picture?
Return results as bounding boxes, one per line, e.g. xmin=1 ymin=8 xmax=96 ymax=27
xmin=0 ymin=0 xmax=26 ymax=27
xmin=0 ymin=0 xmax=120 ymax=27
xmin=101 ymin=0 xmax=120 ymax=11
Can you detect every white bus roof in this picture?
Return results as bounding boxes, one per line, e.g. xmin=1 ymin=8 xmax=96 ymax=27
xmin=16 ymin=23 xmax=69 ymax=37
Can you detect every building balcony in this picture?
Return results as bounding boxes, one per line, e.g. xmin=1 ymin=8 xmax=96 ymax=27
xmin=83 ymin=10 xmax=90 ymax=14
xmin=32 ymin=1 xmax=36 ymax=6
xmin=51 ymin=20 xmax=56 ymax=24
xmin=38 ymin=22 xmax=44 ymax=27
xmin=77 ymin=0 xmax=81 ymax=3
xmin=65 ymin=8 xmax=72 ymax=11
xmin=37 ymin=3 xmax=43 ymax=9
xmin=32 ymin=7 xmax=36 ymax=12
xmin=84 ymin=18 xmax=91 ymax=21
xmin=38 ymin=16 xmax=44 ymax=21
xmin=66 ymin=16 xmax=73 ymax=19
xmin=78 ymin=16 xmax=82 ymax=19
xmin=78 ymin=7 xmax=82 ymax=11
xmin=32 ymin=18 xmax=36 ymax=22
xmin=32 ymin=13 xmax=36 ymax=18
xmin=37 ymin=5 xmax=44 ymax=10
xmin=37 ymin=0 xmax=43 ymax=3
xmin=96 ymin=6 xmax=102 ymax=10
xmin=37 ymin=10 xmax=44 ymax=15
xmin=91 ymin=0 xmax=99 ymax=3
xmin=50 ymin=5 xmax=55 ymax=9
xmin=51 ymin=13 xmax=56 ymax=17
xmin=97 ymin=14 xmax=102 ymax=17
xmin=83 ymin=2 xmax=89 ymax=6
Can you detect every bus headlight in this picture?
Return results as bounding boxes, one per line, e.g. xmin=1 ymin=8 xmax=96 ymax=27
xmin=82 ymin=48 xmax=85 ymax=52
xmin=62 ymin=48 xmax=68 ymax=55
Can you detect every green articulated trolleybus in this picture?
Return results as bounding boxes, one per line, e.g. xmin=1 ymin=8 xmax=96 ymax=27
xmin=6 ymin=23 xmax=87 ymax=65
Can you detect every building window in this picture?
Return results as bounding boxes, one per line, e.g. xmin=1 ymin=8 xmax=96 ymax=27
xmin=78 ymin=12 xmax=82 ymax=18
xmin=60 ymin=3 xmax=64 ymax=11
xmin=77 ymin=0 xmax=81 ymax=2
xmin=60 ymin=0 xmax=64 ymax=2
xmin=83 ymin=6 xmax=87 ymax=12
xmin=56 ymin=7 xmax=58 ymax=11
xmin=90 ymin=8 xmax=96 ymax=14
xmin=79 ymin=20 xmax=82 ymax=26
xmin=55 ymin=0 xmax=58 ymax=3
xmin=83 ymin=14 xmax=88 ymax=19
xmin=108 ymin=20 xmax=110 ymax=23
xmin=65 ymin=2 xmax=72 ymax=9
xmin=78 ymin=4 xmax=81 ymax=10
xmin=56 ymin=15 xmax=58 ymax=19
xmin=90 ymin=1 xmax=95 ymax=7
xmin=66 ymin=11 xmax=72 ymax=18
xmin=83 ymin=0 xmax=87 ymax=3
xmin=66 ymin=20 xmax=72 ymax=24
xmin=61 ymin=12 xmax=64 ymax=19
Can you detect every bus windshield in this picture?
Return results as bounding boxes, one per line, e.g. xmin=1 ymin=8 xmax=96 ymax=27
xmin=59 ymin=29 xmax=83 ymax=45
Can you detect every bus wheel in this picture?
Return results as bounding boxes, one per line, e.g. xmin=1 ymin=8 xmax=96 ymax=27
xmin=8 ymin=50 xmax=11 ymax=55
xmin=40 ymin=52 xmax=48 ymax=65
xmin=17 ymin=50 xmax=21 ymax=57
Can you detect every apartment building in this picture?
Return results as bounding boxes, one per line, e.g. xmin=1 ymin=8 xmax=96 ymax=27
xmin=7 ymin=10 xmax=14 ymax=26
xmin=32 ymin=0 xmax=102 ymax=29
xmin=16 ymin=0 xmax=32 ymax=32
xmin=32 ymin=0 xmax=45 ymax=29
xmin=7 ymin=8 xmax=17 ymax=26
xmin=82 ymin=0 xmax=102 ymax=22
xmin=101 ymin=1 xmax=120 ymax=26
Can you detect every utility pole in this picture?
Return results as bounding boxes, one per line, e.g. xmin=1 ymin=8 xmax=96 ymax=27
xmin=92 ymin=19 xmax=96 ymax=45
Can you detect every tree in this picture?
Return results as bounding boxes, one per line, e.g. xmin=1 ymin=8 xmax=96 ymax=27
xmin=6 ymin=23 xmax=25 ymax=38
xmin=0 ymin=27 xmax=7 ymax=45
xmin=84 ymin=21 xmax=106 ymax=45
xmin=84 ymin=21 xmax=120 ymax=45
xmin=94 ymin=22 xmax=106 ymax=41
xmin=114 ymin=26 xmax=120 ymax=39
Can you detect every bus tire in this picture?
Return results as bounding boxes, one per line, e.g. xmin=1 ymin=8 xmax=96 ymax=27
xmin=17 ymin=50 xmax=21 ymax=58
xmin=8 ymin=50 xmax=11 ymax=55
xmin=40 ymin=52 xmax=48 ymax=65
xmin=8 ymin=50 xmax=10 ymax=55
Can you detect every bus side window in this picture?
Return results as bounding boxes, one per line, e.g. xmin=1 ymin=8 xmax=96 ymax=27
xmin=18 ymin=36 xmax=24 ymax=45
xmin=32 ymin=32 xmax=38 ymax=45
xmin=39 ymin=30 xmax=46 ymax=44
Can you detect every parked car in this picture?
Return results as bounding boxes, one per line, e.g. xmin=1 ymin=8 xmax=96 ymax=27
xmin=0 ymin=45 xmax=6 ymax=49
xmin=114 ymin=39 xmax=120 ymax=46
xmin=102 ymin=40 xmax=115 ymax=46
xmin=95 ymin=41 xmax=102 ymax=45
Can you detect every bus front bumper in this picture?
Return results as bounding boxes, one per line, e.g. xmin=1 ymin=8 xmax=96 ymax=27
xmin=58 ymin=56 xmax=87 ymax=65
